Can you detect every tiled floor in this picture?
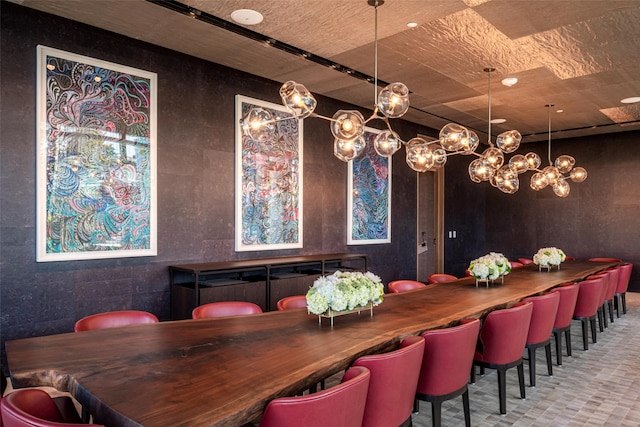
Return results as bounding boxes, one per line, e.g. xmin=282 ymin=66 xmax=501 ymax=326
xmin=411 ymin=292 xmax=640 ymax=427
xmin=4 ymin=293 xmax=640 ymax=426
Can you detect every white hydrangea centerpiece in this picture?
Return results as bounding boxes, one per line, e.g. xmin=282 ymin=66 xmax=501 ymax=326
xmin=468 ymin=252 xmax=511 ymax=280
xmin=306 ymin=270 xmax=384 ymax=315
xmin=533 ymin=247 xmax=566 ymax=268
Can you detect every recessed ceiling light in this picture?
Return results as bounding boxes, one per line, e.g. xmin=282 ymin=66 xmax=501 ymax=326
xmin=501 ymin=77 xmax=518 ymax=87
xmin=621 ymin=96 xmax=640 ymax=104
xmin=231 ymin=9 xmax=263 ymax=25
xmin=556 ymin=109 xmax=564 ymax=113
xmin=406 ymin=22 xmax=418 ymax=28
xmin=490 ymin=118 xmax=506 ymax=124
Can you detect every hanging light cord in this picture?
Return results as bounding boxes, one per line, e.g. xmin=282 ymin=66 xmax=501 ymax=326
xmin=373 ymin=1 xmax=379 ymax=106
xmin=547 ymin=104 xmax=553 ymax=165
xmin=487 ymin=69 xmax=492 ymax=144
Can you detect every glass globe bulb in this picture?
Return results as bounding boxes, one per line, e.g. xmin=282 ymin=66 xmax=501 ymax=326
xmin=334 ymin=136 xmax=365 ymax=162
xmin=468 ymin=158 xmax=494 ymax=183
xmin=555 ymin=155 xmax=576 ymax=173
xmin=439 ymin=123 xmax=469 ymax=152
xmin=374 ymin=130 xmax=402 ymax=157
xmin=553 ymin=179 xmax=571 ymax=197
xmin=482 ymin=147 xmax=504 ymax=169
xmin=331 ymin=110 xmax=365 ymax=140
xmin=496 ymin=130 xmax=522 ymax=153
xmin=377 ymin=82 xmax=410 ymax=118
xmin=240 ymin=107 xmax=275 ymax=142
xmin=509 ymin=154 xmax=529 ymax=174
xmin=530 ymin=172 xmax=549 ymax=190
xmin=542 ymin=165 xmax=561 ymax=184
xmin=496 ymin=165 xmax=519 ymax=194
xmin=432 ymin=148 xmax=448 ymax=168
xmin=460 ymin=130 xmax=480 ymax=154
xmin=525 ymin=152 xmax=541 ymax=170
xmin=405 ymin=137 xmax=435 ymax=172
xmin=570 ymin=166 xmax=588 ymax=183
xmin=279 ymin=81 xmax=317 ymax=118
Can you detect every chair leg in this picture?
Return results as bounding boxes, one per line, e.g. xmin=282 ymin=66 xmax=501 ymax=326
xmin=554 ymin=331 xmax=562 ymax=365
xmin=497 ymin=367 xmax=507 ymax=415
xmin=545 ymin=343 xmax=553 ymax=376
xmin=431 ymin=400 xmax=442 ymax=427
xmin=462 ymin=389 xmax=471 ymax=427
xmin=581 ymin=318 xmax=589 ymax=350
xmin=615 ymin=294 xmax=621 ymax=318
xmin=590 ymin=317 xmax=597 ymax=344
xmin=565 ymin=329 xmax=572 ymax=357
xmin=413 ymin=398 xmax=419 ymax=414
xmin=527 ymin=347 xmax=537 ymax=387
xmin=608 ymin=300 xmax=615 ymax=323
xmin=517 ymin=362 xmax=526 ymax=399
xmin=623 ymin=293 xmax=627 ymax=314
xmin=470 ymin=364 xmax=476 ymax=384
xmin=597 ymin=306 xmax=605 ymax=331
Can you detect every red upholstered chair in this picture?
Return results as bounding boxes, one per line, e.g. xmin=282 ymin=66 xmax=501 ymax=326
xmin=259 ymin=366 xmax=370 ymax=427
xmin=192 ymin=301 xmax=263 ymax=319
xmin=387 ymin=280 xmax=426 ymax=293
xmin=601 ymin=268 xmax=620 ymax=324
xmin=588 ymin=257 xmax=622 ymax=262
xmin=550 ymin=283 xmax=580 ymax=365
xmin=517 ymin=258 xmax=533 ymax=265
xmin=1 ymin=389 xmax=102 ymax=427
xmin=589 ymin=271 xmax=611 ymax=331
xmin=471 ymin=302 xmax=533 ymax=415
xmin=74 ymin=310 xmax=158 ymax=332
xmin=415 ymin=318 xmax=480 ymax=427
xmin=565 ymin=256 xmax=576 ymax=261
xmin=509 ymin=261 xmax=524 ymax=269
xmin=573 ymin=276 xmax=606 ymax=350
xmin=427 ymin=274 xmax=458 ymax=284
xmin=615 ymin=263 xmax=633 ymax=317
xmin=276 ymin=295 xmax=307 ymax=311
xmin=353 ymin=336 xmax=425 ymax=427
xmin=522 ymin=292 xmax=560 ymax=386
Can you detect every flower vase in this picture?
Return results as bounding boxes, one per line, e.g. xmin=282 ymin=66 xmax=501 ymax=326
xmin=315 ymin=302 xmax=374 ymax=327
xmin=538 ymin=264 xmax=561 ymax=272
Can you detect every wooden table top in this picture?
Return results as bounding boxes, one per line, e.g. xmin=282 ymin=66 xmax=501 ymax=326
xmin=5 ymin=261 xmax=614 ymax=427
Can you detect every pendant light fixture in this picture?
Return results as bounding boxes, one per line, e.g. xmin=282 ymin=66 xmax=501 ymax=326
xmin=467 ymin=68 xmax=526 ymax=194
xmin=528 ymin=105 xmax=587 ymax=197
xmin=240 ymin=0 xmax=481 ymax=171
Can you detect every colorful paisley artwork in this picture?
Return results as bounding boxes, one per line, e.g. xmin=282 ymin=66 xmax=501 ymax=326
xmin=240 ymin=101 xmax=300 ymax=247
xmin=350 ymin=131 xmax=390 ymax=242
xmin=44 ymin=53 xmax=152 ymax=254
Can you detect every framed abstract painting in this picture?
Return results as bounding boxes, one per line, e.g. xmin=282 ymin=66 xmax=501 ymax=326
xmin=235 ymin=95 xmax=303 ymax=251
xmin=36 ymin=46 xmax=157 ymax=261
xmin=348 ymin=127 xmax=391 ymax=245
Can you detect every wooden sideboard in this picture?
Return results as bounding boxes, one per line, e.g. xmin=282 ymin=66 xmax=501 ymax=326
xmin=169 ymin=253 xmax=368 ymax=319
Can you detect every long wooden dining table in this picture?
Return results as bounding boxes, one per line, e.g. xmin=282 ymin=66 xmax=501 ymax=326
xmin=5 ymin=260 xmax=615 ymax=427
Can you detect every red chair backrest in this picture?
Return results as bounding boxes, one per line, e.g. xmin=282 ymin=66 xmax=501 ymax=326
xmin=574 ymin=277 xmax=605 ymax=317
xmin=509 ymin=261 xmax=524 ymax=268
xmin=616 ymin=263 xmax=633 ymax=294
xmin=517 ymin=258 xmax=533 ymax=265
xmin=589 ymin=272 xmax=609 ymax=304
xmin=477 ymin=302 xmax=533 ymax=364
xmin=565 ymin=256 xmax=576 ymax=261
xmin=353 ymin=336 xmax=425 ymax=427
xmin=427 ymin=274 xmax=458 ymax=284
xmin=604 ymin=268 xmax=620 ymax=300
xmin=74 ymin=310 xmax=158 ymax=332
xmin=1 ymin=389 xmax=102 ymax=427
xmin=387 ymin=280 xmax=426 ymax=293
xmin=550 ymin=282 xmax=580 ymax=329
xmin=259 ymin=366 xmax=370 ymax=427
xmin=276 ymin=295 xmax=307 ymax=311
xmin=588 ymin=257 xmax=622 ymax=262
xmin=523 ymin=292 xmax=560 ymax=345
xmin=417 ymin=318 xmax=480 ymax=396
xmin=192 ymin=301 xmax=263 ymax=319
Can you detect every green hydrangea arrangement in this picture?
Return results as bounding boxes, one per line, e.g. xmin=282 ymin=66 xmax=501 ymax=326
xmin=306 ymin=270 xmax=384 ymax=315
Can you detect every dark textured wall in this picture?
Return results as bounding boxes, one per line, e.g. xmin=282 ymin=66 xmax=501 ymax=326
xmin=0 ymin=3 xmax=426 ymax=365
xmin=444 ymin=131 xmax=640 ymax=291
